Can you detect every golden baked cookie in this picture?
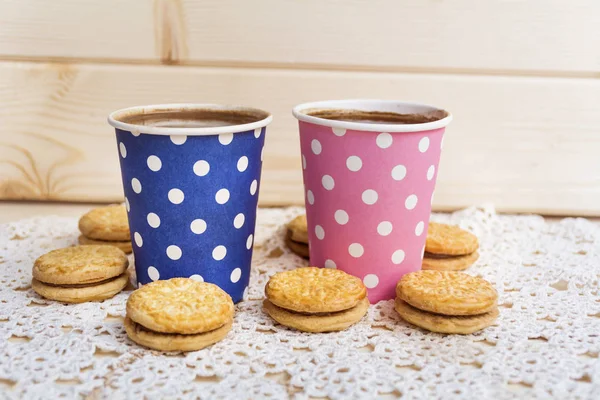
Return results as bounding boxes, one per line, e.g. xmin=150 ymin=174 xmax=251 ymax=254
xmin=285 ymin=231 xmax=309 ymax=259
xmin=425 ymin=222 xmax=479 ymax=256
xmin=33 ymin=245 xmax=128 ymax=285
xmin=265 ymin=267 xmax=367 ymax=313
xmin=124 ymin=317 xmax=232 ymax=352
xmin=287 ymin=214 xmax=308 ymax=244
xmin=422 ymin=251 xmax=479 ymax=271
xmin=32 ymin=274 xmax=128 ymax=303
xmin=396 ymin=271 xmax=497 ymax=316
xmin=78 ymin=235 xmax=132 ymax=254
xmin=394 ymin=299 xmax=499 ymax=334
xmin=263 ymin=297 xmax=369 ymax=333
xmin=78 ymin=204 xmax=130 ymax=241
xmin=127 ymin=278 xmax=234 ymax=334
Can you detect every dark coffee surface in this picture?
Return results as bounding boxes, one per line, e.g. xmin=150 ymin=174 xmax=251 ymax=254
xmin=117 ymin=108 xmax=268 ymax=128
xmin=305 ymin=109 xmax=448 ymax=124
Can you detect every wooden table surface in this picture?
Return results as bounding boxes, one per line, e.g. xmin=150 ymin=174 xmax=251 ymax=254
xmin=2 ymin=201 xmax=599 ymax=226
xmin=0 ymin=201 xmax=105 ymax=224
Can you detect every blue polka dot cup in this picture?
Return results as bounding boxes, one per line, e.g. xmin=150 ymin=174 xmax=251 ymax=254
xmin=108 ymin=104 xmax=272 ymax=303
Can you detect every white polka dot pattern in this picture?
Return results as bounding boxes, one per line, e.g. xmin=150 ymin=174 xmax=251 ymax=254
xmin=311 ymin=139 xmax=322 ymax=155
xmin=322 ymin=175 xmax=335 ymax=190
xmin=147 ymin=155 xmax=162 ymax=171
xmin=332 ymin=127 xmax=346 ymax=136
xmin=363 ymin=274 xmax=379 ymax=289
xmin=334 ymin=210 xmax=349 ymax=225
xmin=215 ymin=189 xmax=230 ymax=204
xmin=114 ymin=126 xmax=266 ymax=304
xmin=168 ymin=188 xmax=184 ymax=204
xmin=170 ymin=135 xmax=187 ymax=145
xmin=119 ymin=142 xmax=127 ymax=158
xmin=392 ymin=249 xmax=405 ymax=265
xmin=405 ymin=194 xmax=418 ymax=210
xmin=230 ymin=268 xmax=242 ymax=283
xmin=190 ymin=219 xmax=207 ymax=234
xmin=419 ymin=137 xmax=430 ymax=153
xmin=377 ymin=221 xmax=393 ymax=236
xmin=315 ymin=225 xmax=325 ymax=240
xmin=212 ymin=245 xmax=227 ymax=261
xmin=233 ymin=213 xmax=245 ymax=229
xmin=427 ymin=165 xmax=435 ymax=180
xmin=131 ymin=178 xmax=142 ymax=194
xmin=166 ymin=245 xmax=182 ymax=260
xmin=362 ymin=189 xmax=378 ymax=205
xmin=147 ymin=213 xmax=160 ymax=228
xmin=218 ymin=133 xmax=233 ymax=145
xmin=193 ymin=160 xmax=210 ymax=176
xmin=298 ymin=121 xmax=445 ymax=302
xmin=376 ymin=133 xmax=392 ymax=149
xmin=134 ymin=232 xmax=143 ymax=247
xmin=307 ymin=190 xmax=315 ymax=205
xmin=147 ymin=266 xmax=159 ymax=281
xmin=391 ymin=164 xmax=407 ymax=181
xmin=237 ymin=156 xmax=249 ymax=172
xmin=346 ymin=156 xmax=362 ymax=172
xmin=348 ymin=243 xmax=364 ymax=258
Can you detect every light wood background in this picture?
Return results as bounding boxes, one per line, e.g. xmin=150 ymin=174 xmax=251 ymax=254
xmin=1 ymin=0 xmax=599 ymax=215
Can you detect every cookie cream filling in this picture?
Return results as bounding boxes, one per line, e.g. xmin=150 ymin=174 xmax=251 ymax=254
xmin=39 ymin=273 xmax=126 ymax=288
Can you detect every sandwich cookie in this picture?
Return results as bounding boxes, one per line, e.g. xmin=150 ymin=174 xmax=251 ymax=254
xmin=78 ymin=205 xmax=132 ymax=253
xmin=264 ymin=267 xmax=368 ymax=332
xmin=125 ymin=278 xmax=234 ymax=351
xmin=32 ymin=245 xmax=129 ymax=303
xmin=422 ymin=222 xmax=479 ymax=271
xmin=394 ymin=270 xmax=499 ymax=334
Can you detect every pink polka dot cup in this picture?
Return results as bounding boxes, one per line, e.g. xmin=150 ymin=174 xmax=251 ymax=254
xmin=293 ymin=100 xmax=452 ymax=303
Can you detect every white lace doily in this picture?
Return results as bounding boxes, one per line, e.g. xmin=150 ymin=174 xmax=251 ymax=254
xmin=1 ymin=206 xmax=599 ymax=399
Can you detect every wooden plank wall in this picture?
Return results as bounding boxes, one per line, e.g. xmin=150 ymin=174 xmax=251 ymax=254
xmin=1 ymin=0 xmax=599 ymax=215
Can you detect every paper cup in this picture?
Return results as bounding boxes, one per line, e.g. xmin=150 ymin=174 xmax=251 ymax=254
xmin=293 ymin=100 xmax=452 ymax=303
xmin=108 ymin=104 xmax=272 ymax=303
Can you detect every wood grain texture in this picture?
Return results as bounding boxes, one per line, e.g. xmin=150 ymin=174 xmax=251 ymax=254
xmin=1 ymin=61 xmax=599 ymax=215
xmin=0 ymin=0 xmax=598 ymax=74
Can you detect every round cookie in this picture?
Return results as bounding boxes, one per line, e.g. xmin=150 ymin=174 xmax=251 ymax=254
xmin=127 ymin=278 xmax=234 ymax=334
xmin=263 ymin=297 xmax=369 ymax=333
xmin=285 ymin=231 xmax=309 ymax=259
xmin=79 ymin=205 xmax=130 ymax=241
xmin=287 ymin=214 xmax=308 ymax=244
xmin=33 ymin=245 xmax=128 ymax=285
xmin=396 ymin=271 xmax=497 ymax=316
xmin=32 ymin=274 xmax=128 ymax=303
xmin=394 ymin=299 xmax=499 ymax=334
xmin=422 ymin=251 xmax=480 ymax=271
xmin=426 ymin=222 xmax=479 ymax=256
xmin=78 ymin=235 xmax=132 ymax=254
xmin=265 ymin=267 xmax=367 ymax=313
xmin=124 ymin=317 xmax=232 ymax=352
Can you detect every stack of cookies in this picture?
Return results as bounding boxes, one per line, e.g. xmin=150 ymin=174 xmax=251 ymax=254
xmin=78 ymin=205 xmax=132 ymax=254
xmin=422 ymin=222 xmax=479 ymax=271
xmin=285 ymin=214 xmax=309 ymax=259
xmin=394 ymin=270 xmax=498 ymax=334
xmin=32 ymin=245 xmax=129 ymax=303
xmin=263 ymin=267 xmax=369 ymax=332
xmin=124 ymin=278 xmax=234 ymax=352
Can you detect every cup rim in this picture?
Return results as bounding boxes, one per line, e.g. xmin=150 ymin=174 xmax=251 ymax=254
xmin=108 ymin=103 xmax=273 ymax=136
xmin=292 ymin=99 xmax=452 ymax=133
